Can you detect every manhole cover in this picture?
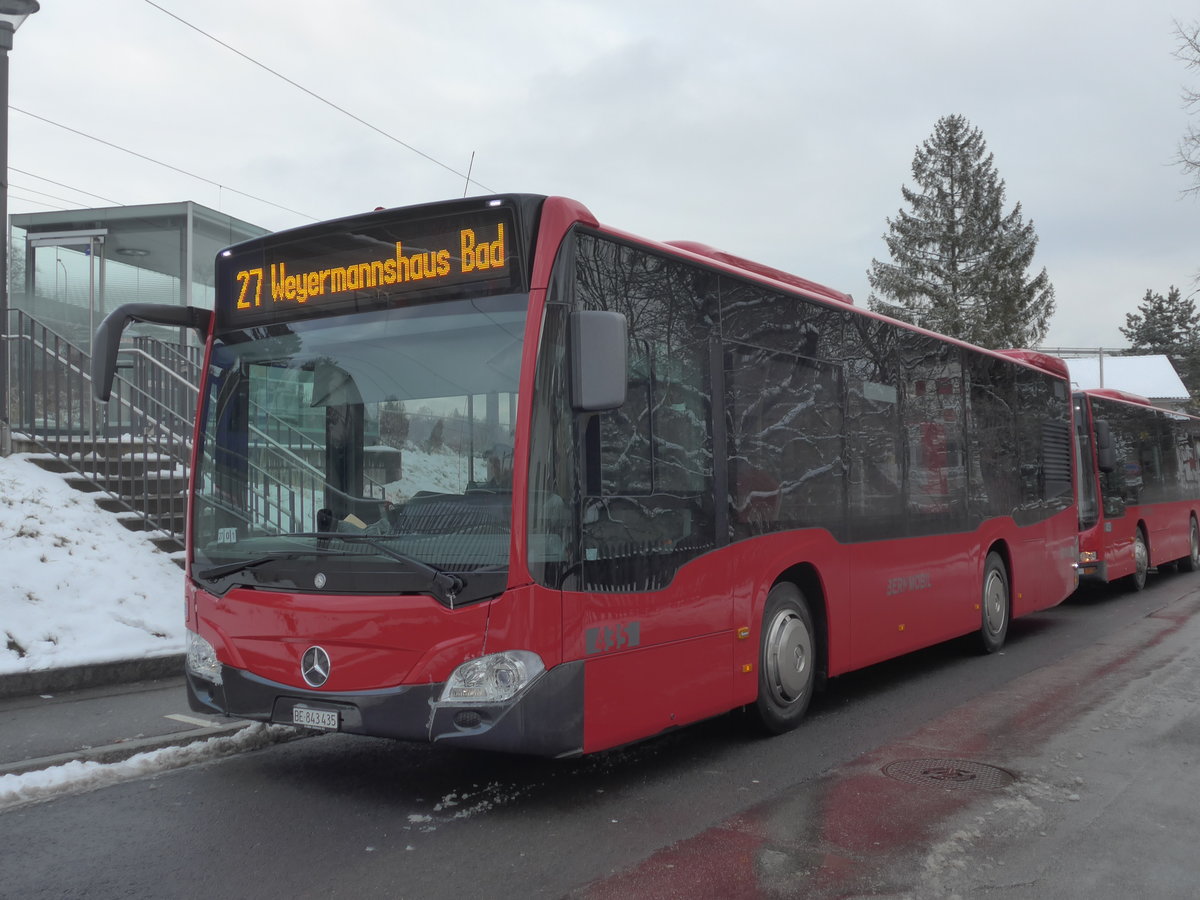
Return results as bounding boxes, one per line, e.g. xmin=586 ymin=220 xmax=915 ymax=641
xmin=882 ymin=758 xmax=1015 ymax=791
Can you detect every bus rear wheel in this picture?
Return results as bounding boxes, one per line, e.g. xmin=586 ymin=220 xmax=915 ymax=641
xmin=1181 ymin=519 xmax=1200 ymax=573
xmin=979 ymin=552 xmax=1010 ymax=654
xmin=754 ymin=583 xmax=815 ymax=734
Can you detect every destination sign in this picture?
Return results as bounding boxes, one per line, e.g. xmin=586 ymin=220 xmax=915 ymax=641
xmin=217 ymin=206 xmax=520 ymax=326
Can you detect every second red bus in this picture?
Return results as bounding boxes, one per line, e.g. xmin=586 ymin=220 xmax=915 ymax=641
xmin=1073 ymin=387 xmax=1200 ymax=589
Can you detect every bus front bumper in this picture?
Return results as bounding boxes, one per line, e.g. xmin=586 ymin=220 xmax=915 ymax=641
xmin=186 ymin=660 xmax=585 ymax=758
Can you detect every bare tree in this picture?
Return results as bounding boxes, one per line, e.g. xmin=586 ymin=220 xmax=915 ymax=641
xmin=1177 ymin=19 xmax=1200 ymax=195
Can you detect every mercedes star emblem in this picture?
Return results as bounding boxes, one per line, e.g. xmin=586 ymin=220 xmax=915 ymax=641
xmin=301 ymin=645 xmax=331 ymax=687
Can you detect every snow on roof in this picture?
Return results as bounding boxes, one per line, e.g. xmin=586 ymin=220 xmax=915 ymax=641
xmin=1066 ymin=354 xmax=1190 ymax=400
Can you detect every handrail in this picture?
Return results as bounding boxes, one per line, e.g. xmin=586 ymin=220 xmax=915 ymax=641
xmin=11 ymin=331 xmax=192 ymax=453
xmin=133 ymin=332 xmax=201 ymax=371
xmin=116 ymin=346 xmax=199 ymax=394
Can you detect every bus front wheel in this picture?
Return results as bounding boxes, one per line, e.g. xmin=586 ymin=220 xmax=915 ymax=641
xmin=1127 ymin=529 xmax=1149 ymax=592
xmin=754 ymin=583 xmax=815 ymax=734
xmin=979 ymin=552 xmax=1010 ymax=654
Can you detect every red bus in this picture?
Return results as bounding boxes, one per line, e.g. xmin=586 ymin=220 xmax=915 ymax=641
xmin=92 ymin=194 xmax=1079 ymax=756
xmin=1072 ymin=388 xmax=1200 ymax=589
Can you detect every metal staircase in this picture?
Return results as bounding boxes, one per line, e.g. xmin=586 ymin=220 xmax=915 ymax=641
xmin=6 ymin=310 xmax=195 ymax=558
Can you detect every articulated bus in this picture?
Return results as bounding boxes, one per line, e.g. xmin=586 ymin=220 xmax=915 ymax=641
xmin=1073 ymin=388 xmax=1200 ymax=590
xmin=93 ymin=194 xmax=1079 ymax=757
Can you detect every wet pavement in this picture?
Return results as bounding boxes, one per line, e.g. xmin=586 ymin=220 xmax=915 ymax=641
xmin=2 ymin=585 xmax=1199 ymax=898
xmin=576 ymin=587 xmax=1200 ymax=898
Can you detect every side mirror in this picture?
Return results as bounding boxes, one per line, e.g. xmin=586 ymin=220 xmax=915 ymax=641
xmin=1094 ymin=419 xmax=1116 ymax=473
xmin=92 ymin=302 xmax=212 ymax=401
xmin=570 ymin=310 xmax=627 ymax=412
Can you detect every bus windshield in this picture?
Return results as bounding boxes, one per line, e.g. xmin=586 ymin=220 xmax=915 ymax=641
xmin=191 ymin=293 xmax=527 ymax=597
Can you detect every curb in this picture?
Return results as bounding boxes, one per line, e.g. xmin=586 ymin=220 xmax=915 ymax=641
xmin=0 ymin=720 xmax=252 ymax=778
xmin=0 ymin=654 xmax=185 ymax=700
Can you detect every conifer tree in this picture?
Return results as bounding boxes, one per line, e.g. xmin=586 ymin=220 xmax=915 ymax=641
xmin=1120 ymin=286 xmax=1198 ymax=352
xmin=1120 ymin=286 xmax=1200 ymax=401
xmin=867 ymin=114 xmax=1056 ymax=348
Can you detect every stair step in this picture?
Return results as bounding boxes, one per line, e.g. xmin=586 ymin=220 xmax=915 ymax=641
xmin=62 ymin=475 xmax=104 ymax=494
xmin=26 ymin=455 xmax=75 ymax=474
xmin=66 ymin=473 xmax=185 ymax=495
xmin=118 ymin=513 xmax=186 ymax=534
xmin=102 ymin=495 xmax=187 ymax=518
xmin=14 ymin=436 xmax=164 ymax=460
xmin=17 ymin=436 xmax=188 ymax=552
xmin=76 ymin=468 xmax=183 ymax=485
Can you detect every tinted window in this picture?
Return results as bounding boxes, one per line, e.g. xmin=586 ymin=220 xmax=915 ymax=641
xmin=844 ymin=318 xmax=904 ymax=540
xmin=899 ymin=333 xmax=967 ymax=535
xmin=722 ymin=278 xmax=845 ymax=540
xmin=574 ymin=232 xmax=717 ymax=590
xmin=966 ymin=354 xmax=1021 ymax=521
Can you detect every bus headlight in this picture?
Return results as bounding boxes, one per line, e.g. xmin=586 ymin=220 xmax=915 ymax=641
xmin=185 ymin=629 xmax=223 ymax=685
xmin=440 ymin=651 xmax=545 ymax=704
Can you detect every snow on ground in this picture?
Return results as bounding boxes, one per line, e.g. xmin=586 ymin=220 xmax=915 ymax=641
xmin=0 ymin=724 xmax=293 ymax=812
xmin=0 ymin=453 xmax=185 ymax=676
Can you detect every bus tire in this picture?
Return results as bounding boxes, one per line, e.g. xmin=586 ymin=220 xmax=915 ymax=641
xmin=1126 ymin=528 xmax=1149 ymax=592
xmin=1181 ymin=518 xmax=1200 ymax=573
xmin=754 ymin=583 xmax=815 ymax=734
xmin=979 ymin=552 xmax=1010 ymax=654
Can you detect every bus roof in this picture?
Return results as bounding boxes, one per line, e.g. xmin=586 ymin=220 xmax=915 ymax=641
xmin=994 ymin=349 xmax=1071 ymax=381
xmin=1082 ymin=388 xmax=1154 ymax=406
xmin=664 ymin=241 xmax=854 ymax=306
xmin=583 ymin=210 xmax=1067 ymax=384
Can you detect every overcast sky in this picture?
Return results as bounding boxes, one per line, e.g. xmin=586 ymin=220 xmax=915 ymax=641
xmin=7 ymin=0 xmax=1198 ymax=348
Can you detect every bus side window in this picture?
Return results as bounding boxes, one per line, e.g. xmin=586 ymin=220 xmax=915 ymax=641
xmin=726 ymin=345 xmax=843 ymax=539
xmin=900 ymin=336 xmax=966 ymax=531
xmin=573 ymin=232 xmax=717 ymax=591
xmin=966 ymin=356 xmax=1020 ymax=521
xmin=844 ymin=319 xmax=903 ymax=541
xmin=1094 ymin=419 xmax=1116 ymax=473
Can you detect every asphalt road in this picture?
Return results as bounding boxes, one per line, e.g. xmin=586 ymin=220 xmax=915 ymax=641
xmin=1 ymin=570 xmax=1197 ymax=899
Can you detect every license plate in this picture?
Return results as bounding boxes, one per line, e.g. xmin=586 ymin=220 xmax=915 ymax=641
xmin=293 ymin=705 xmax=339 ymax=731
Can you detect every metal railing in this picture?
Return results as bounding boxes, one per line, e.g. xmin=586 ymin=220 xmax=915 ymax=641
xmin=6 ymin=309 xmax=194 ymax=542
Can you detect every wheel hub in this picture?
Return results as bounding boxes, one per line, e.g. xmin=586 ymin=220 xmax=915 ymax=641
xmin=983 ymin=571 xmax=1006 ymax=635
xmin=766 ymin=611 xmax=811 ymax=703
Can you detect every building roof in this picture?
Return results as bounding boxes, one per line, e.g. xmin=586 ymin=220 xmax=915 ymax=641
xmin=1065 ymin=354 xmax=1190 ymax=401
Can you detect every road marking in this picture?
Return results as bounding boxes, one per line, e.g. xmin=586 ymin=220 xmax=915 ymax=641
xmin=165 ymin=713 xmax=221 ymax=728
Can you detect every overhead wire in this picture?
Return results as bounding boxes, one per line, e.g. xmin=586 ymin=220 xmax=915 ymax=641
xmin=10 ymin=182 xmax=90 ymax=208
xmin=10 ymin=106 xmax=316 ymax=221
xmin=8 ymin=192 xmax=71 ymax=211
xmin=141 ymin=0 xmax=493 ymax=194
xmin=9 ymin=167 xmax=122 ymax=206
xmin=10 ymin=4 xmax=493 ymax=222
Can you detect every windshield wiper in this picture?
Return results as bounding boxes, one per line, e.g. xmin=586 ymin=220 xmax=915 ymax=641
xmin=196 ymin=551 xmax=329 ymax=582
xmin=196 ymin=536 xmax=466 ymax=605
xmin=310 ymin=532 xmax=466 ymax=606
